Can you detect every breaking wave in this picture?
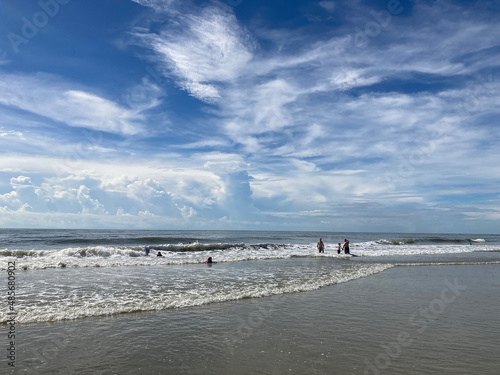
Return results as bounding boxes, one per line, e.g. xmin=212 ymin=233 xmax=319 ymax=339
xmin=376 ymin=237 xmax=486 ymax=245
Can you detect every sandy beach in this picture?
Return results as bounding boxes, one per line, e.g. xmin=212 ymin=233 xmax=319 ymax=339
xmin=10 ymin=262 xmax=500 ymax=375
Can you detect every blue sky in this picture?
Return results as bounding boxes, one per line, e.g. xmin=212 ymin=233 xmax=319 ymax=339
xmin=0 ymin=0 xmax=499 ymax=233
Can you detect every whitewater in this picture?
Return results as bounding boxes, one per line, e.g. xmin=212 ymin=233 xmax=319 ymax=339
xmin=1 ymin=229 xmax=499 ymax=325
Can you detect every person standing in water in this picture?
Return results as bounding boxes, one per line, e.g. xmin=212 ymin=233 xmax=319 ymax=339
xmin=342 ymin=239 xmax=350 ymax=254
xmin=337 ymin=243 xmax=341 ymax=254
xmin=317 ymin=238 xmax=325 ymax=253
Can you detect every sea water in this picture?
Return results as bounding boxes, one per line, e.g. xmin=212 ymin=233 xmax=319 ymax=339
xmin=0 ymin=229 xmax=499 ymax=324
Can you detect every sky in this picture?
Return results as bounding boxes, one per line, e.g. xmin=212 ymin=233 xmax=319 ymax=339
xmin=0 ymin=0 xmax=499 ymax=233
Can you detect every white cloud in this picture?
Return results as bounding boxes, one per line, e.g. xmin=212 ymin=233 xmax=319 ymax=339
xmin=122 ymin=77 xmax=163 ymax=112
xmin=202 ymin=152 xmax=247 ymax=173
xmin=0 ymin=127 xmax=24 ymax=138
xmin=77 ymin=185 xmax=108 ymax=214
xmin=0 ymin=73 xmax=152 ymax=135
xmin=10 ymin=176 xmax=33 ymax=185
xmin=330 ymin=68 xmax=381 ymax=90
xmin=131 ymin=0 xmax=178 ymax=13
xmin=0 ymin=153 xmax=258 ymax=223
xmin=1 ymin=172 xmax=181 ymax=217
xmin=63 ymin=90 xmax=141 ymax=135
xmin=133 ymin=3 xmax=254 ymax=101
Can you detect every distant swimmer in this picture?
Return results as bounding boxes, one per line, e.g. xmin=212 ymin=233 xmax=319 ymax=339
xmin=157 ymin=251 xmax=163 ymax=257
xmin=337 ymin=243 xmax=341 ymax=254
xmin=342 ymin=239 xmax=350 ymax=254
xmin=317 ymin=238 xmax=325 ymax=253
xmin=204 ymin=257 xmax=215 ymax=264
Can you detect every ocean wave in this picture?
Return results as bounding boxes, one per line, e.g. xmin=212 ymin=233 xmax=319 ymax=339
xmin=0 ymin=243 xmax=300 ymax=270
xmin=0 ymin=264 xmax=392 ymax=324
xmin=375 ymin=236 xmax=485 ymax=245
xmin=468 ymin=238 xmax=485 ymax=243
xmin=396 ymin=261 xmax=500 ymax=267
xmin=352 ymin=243 xmax=499 ymax=257
xmin=0 ymin=246 xmax=146 ymax=259
xmin=0 ymin=249 xmax=42 ymax=258
xmin=0 ymin=242 xmax=287 ymax=257
xmin=145 ymin=242 xmax=248 ymax=252
xmin=0 ymin=240 xmax=497 ymax=271
xmin=376 ymin=239 xmax=415 ymax=245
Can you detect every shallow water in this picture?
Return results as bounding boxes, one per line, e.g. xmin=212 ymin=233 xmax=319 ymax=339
xmin=10 ymin=258 xmax=390 ymax=324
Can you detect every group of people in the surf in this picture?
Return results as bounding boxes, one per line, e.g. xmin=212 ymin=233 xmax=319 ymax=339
xmin=151 ymin=239 xmax=350 ymax=264
xmin=149 ymin=247 xmax=215 ymax=264
xmin=317 ymin=238 xmax=350 ymax=254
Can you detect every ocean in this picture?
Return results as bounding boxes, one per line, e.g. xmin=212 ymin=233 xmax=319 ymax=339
xmin=1 ymin=229 xmax=499 ymax=374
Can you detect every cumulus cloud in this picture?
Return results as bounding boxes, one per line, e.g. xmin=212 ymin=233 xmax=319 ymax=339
xmin=0 ymin=157 xmax=261 ymax=226
xmin=202 ymin=152 xmax=248 ymax=173
xmin=0 ymin=173 xmax=184 ymax=218
xmin=0 ymin=176 xmax=45 ymax=212
xmin=77 ymin=185 xmax=108 ymax=214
